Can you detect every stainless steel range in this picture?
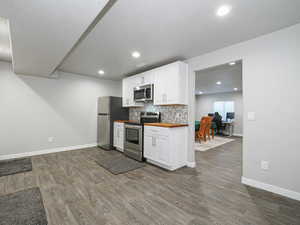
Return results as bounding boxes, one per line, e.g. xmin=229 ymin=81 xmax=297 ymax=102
xmin=124 ymin=112 xmax=161 ymax=161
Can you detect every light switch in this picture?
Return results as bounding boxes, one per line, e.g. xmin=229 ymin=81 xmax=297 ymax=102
xmin=261 ymin=161 xmax=269 ymax=170
xmin=247 ymin=112 xmax=255 ymax=121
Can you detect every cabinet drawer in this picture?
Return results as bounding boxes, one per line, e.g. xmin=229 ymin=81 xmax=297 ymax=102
xmin=144 ymin=126 xmax=169 ymax=136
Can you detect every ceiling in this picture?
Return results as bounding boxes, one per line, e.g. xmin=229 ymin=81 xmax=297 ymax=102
xmin=0 ymin=17 xmax=11 ymax=62
xmin=60 ymin=0 xmax=300 ymax=80
xmin=195 ymin=61 xmax=242 ymax=95
xmin=1 ymin=0 xmax=300 ymax=78
xmin=0 ymin=0 xmax=110 ymax=77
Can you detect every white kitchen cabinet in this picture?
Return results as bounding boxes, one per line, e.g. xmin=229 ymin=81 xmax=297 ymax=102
xmin=144 ymin=125 xmax=188 ymax=171
xmin=113 ymin=122 xmax=125 ymax=152
xmin=122 ymin=78 xmax=130 ymax=107
xmin=154 ymin=61 xmax=188 ymax=105
xmin=137 ymin=71 xmax=155 ymax=85
xmin=144 ymin=135 xmax=156 ymax=159
xmin=122 ymin=61 xmax=188 ymax=107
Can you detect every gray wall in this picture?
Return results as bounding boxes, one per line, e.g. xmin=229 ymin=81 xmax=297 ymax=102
xmin=195 ymin=91 xmax=243 ymax=135
xmin=0 ymin=61 xmax=121 ymax=157
xmin=187 ymin=23 xmax=300 ymax=195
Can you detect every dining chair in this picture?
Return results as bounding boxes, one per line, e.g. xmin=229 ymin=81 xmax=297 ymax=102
xmin=205 ymin=116 xmax=214 ymax=140
xmin=196 ymin=117 xmax=208 ymax=143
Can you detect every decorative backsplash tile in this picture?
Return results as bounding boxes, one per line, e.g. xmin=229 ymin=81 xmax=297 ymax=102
xmin=129 ymin=103 xmax=188 ymax=124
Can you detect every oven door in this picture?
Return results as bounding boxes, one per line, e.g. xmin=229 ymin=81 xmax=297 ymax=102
xmin=134 ymin=88 xmax=146 ymax=102
xmin=124 ymin=125 xmax=143 ymax=161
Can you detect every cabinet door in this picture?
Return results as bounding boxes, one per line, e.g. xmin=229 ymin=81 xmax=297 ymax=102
xmin=122 ymin=78 xmax=131 ymax=107
xmin=133 ymin=71 xmax=155 ymax=86
xmin=142 ymin=71 xmax=155 ymax=85
xmin=113 ymin=123 xmax=119 ymax=147
xmin=144 ymin=135 xmax=157 ymax=160
xmin=154 ymin=67 xmax=168 ymax=105
xmin=154 ymin=63 xmax=178 ymax=105
xmin=154 ymin=62 xmax=187 ymax=105
xmin=157 ymin=136 xmax=170 ymax=165
xmin=118 ymin=124 xmax=124 ymax=151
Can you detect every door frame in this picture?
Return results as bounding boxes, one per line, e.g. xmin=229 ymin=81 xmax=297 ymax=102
xmin=187 ymin=58 xmax=244 ymax=169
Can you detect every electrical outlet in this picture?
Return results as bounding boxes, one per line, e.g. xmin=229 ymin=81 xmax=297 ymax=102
xmin=261 ymin=161 xmax=269 ymax=170
xmin=48 ymin=137 xmax=54 ymax=143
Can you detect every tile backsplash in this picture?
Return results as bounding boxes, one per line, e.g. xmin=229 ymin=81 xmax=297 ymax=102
xmin=129 ymin=103 xmax=188 ymax=124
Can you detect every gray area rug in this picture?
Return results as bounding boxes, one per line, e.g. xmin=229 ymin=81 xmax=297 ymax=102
xmin=95 ymin=154 xmax=145 ymax=175
xmin=0 ymin=158 xmax=32 ymax=177
xmin=0 ymin=187 xmax=48 ymax=225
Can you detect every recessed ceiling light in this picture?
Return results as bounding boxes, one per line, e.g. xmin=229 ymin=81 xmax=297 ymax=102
xmin=199 ymin=91 xmax=203 ymax=94
xmin=216 ymin=5 xmax=232 ymax=17
xmin=216 ymin=81 xmax=222 ymax=85
xmin=234 ymin=88 xmax=238 ymax=91
xmin=132 ymin=51 xmax=141 ymax=58
xmin=98 ymin=70 xmax=105 ymax=75
xmin=229 ymin=61 xmax=236 ymax=66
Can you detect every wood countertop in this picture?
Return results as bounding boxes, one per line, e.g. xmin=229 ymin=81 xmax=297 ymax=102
xmin=114 ymin=120 xmax=136 ymax=123
xmin=144 ymin=123 xmax=188 ymax=128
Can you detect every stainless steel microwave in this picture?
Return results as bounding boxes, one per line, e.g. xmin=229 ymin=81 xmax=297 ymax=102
xmin=134 ymin=84 xmax=153 ymax=102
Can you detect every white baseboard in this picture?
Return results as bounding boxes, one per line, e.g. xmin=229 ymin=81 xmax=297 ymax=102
xmin=187 ymin=161 xmax=196 ymax=168
xmin=233 ymin=133 xmax=243 ymax=137
xmin=242 ymin=177 xmax=300 ymax=201
xmin=0 ymin=143 xmax=97 ymax=161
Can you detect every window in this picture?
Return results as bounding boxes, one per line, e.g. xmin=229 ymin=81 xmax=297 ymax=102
xmin=213 ymin=101 xmax=234 ymax=120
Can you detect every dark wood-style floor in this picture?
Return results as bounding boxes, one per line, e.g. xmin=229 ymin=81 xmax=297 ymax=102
xmin=1 ymin=138 xmax=300 ymax=225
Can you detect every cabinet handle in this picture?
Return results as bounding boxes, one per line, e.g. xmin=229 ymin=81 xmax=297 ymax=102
xmin=150 ymin=129 xmax=159 ymax=132
xmin=162 ymin=94 xmax=167 ymax=103
xmin=152 ymin=137 xmax=156 ymax=146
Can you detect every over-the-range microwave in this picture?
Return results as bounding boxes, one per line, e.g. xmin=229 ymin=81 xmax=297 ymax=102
xmin=133 ymin=84 xmax=153 ymax=102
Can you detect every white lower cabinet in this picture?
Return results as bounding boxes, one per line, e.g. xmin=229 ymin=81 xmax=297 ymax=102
xmin=144 ymin=126 xmax=187 ymax=171
xmin=113 ymin=122 xmax=124 ymax=152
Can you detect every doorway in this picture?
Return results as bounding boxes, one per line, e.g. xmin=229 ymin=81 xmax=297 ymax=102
xmin=193 ymin=60 xmax=243 ymax=174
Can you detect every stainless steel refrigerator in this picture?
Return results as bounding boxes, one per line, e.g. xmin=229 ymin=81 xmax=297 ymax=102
xmin=97 ymin=96 xmax=129 ymax=150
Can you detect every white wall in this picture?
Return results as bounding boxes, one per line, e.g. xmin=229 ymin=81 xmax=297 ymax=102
xmin=186 ymin=23 xmax=300 ymax=198
xmin=195 ymin=91 xmax=243 ymax=135
xmin=0 ymin=61 xmax=121 ymax=157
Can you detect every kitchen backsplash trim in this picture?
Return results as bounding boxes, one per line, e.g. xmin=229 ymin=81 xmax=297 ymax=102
xmin=129 ymin=103 xmax=188 ymax=124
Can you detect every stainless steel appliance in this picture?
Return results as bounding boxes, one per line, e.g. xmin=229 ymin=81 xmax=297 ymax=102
xmin=124 ymin=112 xmax=161 ymax=161
xmin=97 ymin=96 xmax=129 ymax=150
xmin=133 ymin=84 xmax=153 ymax=102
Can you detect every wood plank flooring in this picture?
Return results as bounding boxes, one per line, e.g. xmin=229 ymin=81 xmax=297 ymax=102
xmin=1 ymin=138 xmax=300 ymax=225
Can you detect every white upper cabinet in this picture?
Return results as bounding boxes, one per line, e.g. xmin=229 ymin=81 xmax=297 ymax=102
xmin=122 ymin=78 xmax=130 ymax=107
xmin=154 ymin=61 xmax=188 ymax=105
xmin=122 ymin=61 xmax=188 ymax=107
xmin=138 ymin=71 xmax=155 ymax=85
